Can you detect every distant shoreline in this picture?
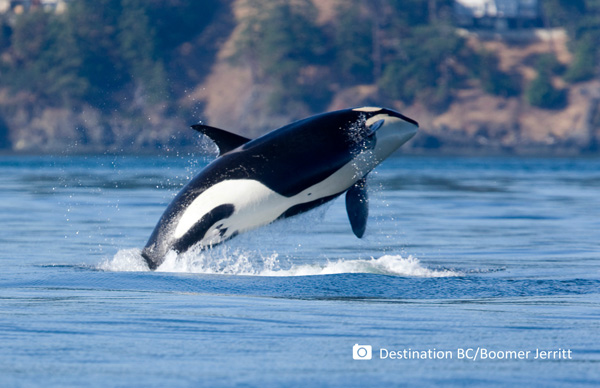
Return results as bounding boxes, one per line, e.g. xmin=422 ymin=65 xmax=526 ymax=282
xmin=2 ymin=146 xmax=598 ymax=159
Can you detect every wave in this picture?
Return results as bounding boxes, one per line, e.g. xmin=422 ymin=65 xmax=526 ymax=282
xmin=100 ymin=247 xmax=462 ymax=278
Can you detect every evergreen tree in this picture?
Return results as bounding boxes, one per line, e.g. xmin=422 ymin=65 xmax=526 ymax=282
xmin=564 ymin=32 xmax=599 ymax=83
xmin=9 ymin=10 xmax=88 ymax=104
xmin=64 ymin=0 xmax=128 ymax=106
xmin=147 ymin=0 xmax=220 ymax=54
xmin=473 ymin=51 xmax=521 ymax=97
xmin=527 ymin=55 xmax=567 ymax=109
xmin=334 ymin=0 xmax=374 ymax=83
xmin=0 ymin=17 xmax=10 ymax=51
xmin=119 ymin=0 xmax=168 ymax=105
xmin=378 ymin=25 xmax=471 ymax=111
xmin=0 ymin=115 xmax=10 ymax=149
xmin=542 ymin=0 xmax=586 ymax=31
xmin=232 ymin=0 xmax=326 ymax=112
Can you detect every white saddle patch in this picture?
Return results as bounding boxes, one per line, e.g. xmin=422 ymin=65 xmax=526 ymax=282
xmin=353 ymin=107 xmax=383 ymax=112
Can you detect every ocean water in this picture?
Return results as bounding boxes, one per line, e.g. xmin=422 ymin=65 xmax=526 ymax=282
xmin=1 ymin=154 xmax=599 ymax=387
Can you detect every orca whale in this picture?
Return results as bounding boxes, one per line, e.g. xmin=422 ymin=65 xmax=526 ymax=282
xmin=141 ymin=107 xmax=418 ymax=270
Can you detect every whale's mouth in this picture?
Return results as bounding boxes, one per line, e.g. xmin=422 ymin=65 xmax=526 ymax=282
xmin=383 ymin=108 xmax=419 ymax=128
xmin=364 ymin=110 xmax=419 ymax=142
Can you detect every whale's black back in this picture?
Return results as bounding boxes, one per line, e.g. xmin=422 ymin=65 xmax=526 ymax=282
xmin=176 ymin=109 xmax=368 ymax=206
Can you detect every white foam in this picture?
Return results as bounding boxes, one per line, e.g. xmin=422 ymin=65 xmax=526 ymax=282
xmin=101 ymin=248 xmax=462 ymax=278
xmin=266 ymin=255 xmax=462 ymax=277
xmin=98 ymin=248 xmax=150 ymax=272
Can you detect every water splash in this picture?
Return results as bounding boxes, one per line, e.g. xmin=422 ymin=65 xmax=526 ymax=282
xmin=271 ymin=255 xmax=462 ymax=277
xmin=98 ymin=248 xmax=150 ymax=272
xmin=100 ymin=247 xmax=462 ymax=278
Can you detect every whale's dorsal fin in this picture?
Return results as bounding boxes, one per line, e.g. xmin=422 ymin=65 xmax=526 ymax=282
xmin=191 ymin=124 xmax=251 ymax=156
xmin=345 ymin=176 xmax=369 ymax=238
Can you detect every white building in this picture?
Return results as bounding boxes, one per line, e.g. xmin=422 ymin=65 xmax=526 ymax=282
xmin=454 ymin=0 xmax=541 ymax=28
xmin=0 ymin=0 xmax=69 ymax=14
xmin=0 ymin=1 xmax=9 ymax=14
xmin=40 ymin=0 xmax=68 ymax=14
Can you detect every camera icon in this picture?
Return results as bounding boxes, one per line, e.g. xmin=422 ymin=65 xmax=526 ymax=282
xmin=353 ymin=344 xmax=372 ymax=360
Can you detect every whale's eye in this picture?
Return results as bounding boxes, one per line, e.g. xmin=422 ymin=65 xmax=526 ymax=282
xmin=366 ymin=119 xmax=384 ymax=136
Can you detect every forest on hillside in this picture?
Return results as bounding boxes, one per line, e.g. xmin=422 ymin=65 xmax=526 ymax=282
xmin=0 ymin=0 xmax=599 ymax=152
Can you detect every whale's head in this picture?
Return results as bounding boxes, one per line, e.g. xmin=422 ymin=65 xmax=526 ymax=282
xmin=351 ymin=106 xmax=419 ymax=162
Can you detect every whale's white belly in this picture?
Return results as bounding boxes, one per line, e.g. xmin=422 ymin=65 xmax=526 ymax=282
xmin=173 ymin=149 xmax=378 ymax=247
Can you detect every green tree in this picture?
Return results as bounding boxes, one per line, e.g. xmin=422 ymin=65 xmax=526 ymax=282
xmin=41 ymin=14 xmax=90 ymax=104
xmin=147 ymin=0 xmax=220 ymax=54
xmin=9 ymin=10 xmax=88 ymax=105
xmin=119 ymin=0 xmax=168 ymax=105
xmin=1 ymin=0 xmax=220 ymax=111
xmin=64 ymin=0 xmax=128 ymax=106
xmin=564 ymin=32 xmax=599 ymax=83
xmin=473 ymin=51 xmax=521 ymax=97
xmin=542 ymin=0 xmax=586 ymax=27
xmin=373 ymin=0 xmax=453 ymax=26
xmin=334 ymin=0 xmax=374 ymax=83
xmin=0 ymin=17 xmax=10 ymax=51
xmin=527 ymin=55 xmax=567 ymax=109
xmin=378 ymin=25 xmax=471 ymax=111
xmin=0 ymin=114 xmax=10 ymax=149
xmin=232 ymin=0 xmax=326 ymax=112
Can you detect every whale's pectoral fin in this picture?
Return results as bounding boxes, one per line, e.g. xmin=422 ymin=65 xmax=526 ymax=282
xmin=345 ymin=177 xmax=369 ymax=238
xmin=191 ymin=124 xmax=251 ymax=155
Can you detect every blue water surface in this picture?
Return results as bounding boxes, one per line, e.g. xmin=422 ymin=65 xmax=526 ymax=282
xmin=0 ymin=154 xmax=599 ymax=387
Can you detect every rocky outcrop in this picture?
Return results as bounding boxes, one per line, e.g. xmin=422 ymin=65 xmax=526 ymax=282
xmin=2 ymin=100 xmax=193 ymax=153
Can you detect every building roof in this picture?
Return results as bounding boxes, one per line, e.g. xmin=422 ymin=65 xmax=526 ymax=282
xmin=454 ymin=0 xmax=539 ymax=19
